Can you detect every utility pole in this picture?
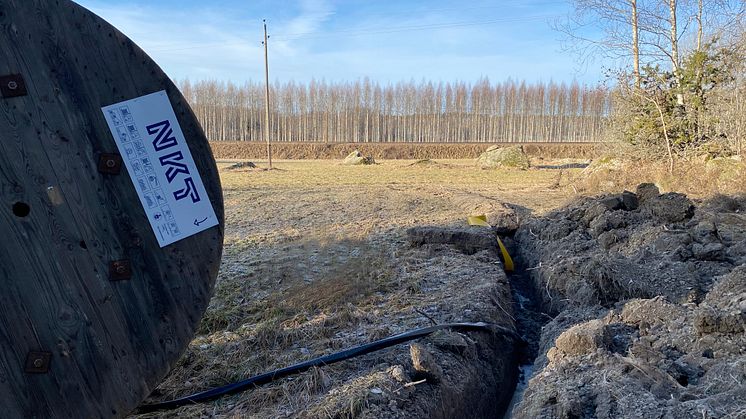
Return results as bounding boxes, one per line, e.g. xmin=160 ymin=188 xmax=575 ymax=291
xmin=262 ymin=19 xmax=273 ymax=169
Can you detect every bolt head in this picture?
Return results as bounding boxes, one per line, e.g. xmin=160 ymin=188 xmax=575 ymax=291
xmin=98 ymin=153 xmax=122 ymax=175
xmin=24 ymin=351 xmax=51 ymax=373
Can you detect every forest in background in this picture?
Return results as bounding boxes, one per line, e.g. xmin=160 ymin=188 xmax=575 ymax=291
xmin=177 ymin=1 xmax=744 ymax=153
xmin=178 ymin=78 xmax=610 ymax=143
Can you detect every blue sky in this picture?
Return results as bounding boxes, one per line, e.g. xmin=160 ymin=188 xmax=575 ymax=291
xmin=74 ymin=0 xmax=607 ymax=85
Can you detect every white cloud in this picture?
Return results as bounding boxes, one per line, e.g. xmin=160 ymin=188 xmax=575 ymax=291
xmin=74 ymin=0 xmax=341 ymax=82
xmin=284 ymin=0 xmax=334 ymax=35
xmin=71 ymin=0 xmax=602 ymax=85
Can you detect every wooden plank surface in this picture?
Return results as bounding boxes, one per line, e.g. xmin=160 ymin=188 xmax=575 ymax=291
xmin=0 ymin=1 xmax=224 ymax=417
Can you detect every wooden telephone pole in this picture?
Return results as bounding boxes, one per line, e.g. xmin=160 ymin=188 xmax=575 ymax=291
xmin=262 ymin=19 xmax=273 ymax=169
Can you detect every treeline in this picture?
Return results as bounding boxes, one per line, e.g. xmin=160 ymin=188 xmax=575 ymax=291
xmin=177 ymin=78 xmax=610 ymax=143
xmin=561 ymin=0 xmax=745 ymax=160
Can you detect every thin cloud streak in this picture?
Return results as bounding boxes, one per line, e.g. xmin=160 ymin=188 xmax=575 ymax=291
xmin=73 ymin=0 xmax=603 ymax=85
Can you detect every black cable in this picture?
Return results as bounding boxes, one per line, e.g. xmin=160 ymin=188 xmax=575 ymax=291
xmin=137 ymin=321 xmax=519 ymax=413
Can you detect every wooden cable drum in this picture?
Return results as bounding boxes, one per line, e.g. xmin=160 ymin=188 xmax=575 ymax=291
xmin=0 ymin=1 xmax=225 ymax=417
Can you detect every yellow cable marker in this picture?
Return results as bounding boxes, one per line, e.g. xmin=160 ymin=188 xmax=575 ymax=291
xmin=467 ymin=214 xmax=491 ymax=227
xmin=467 ymin=214 xmax=515 ymax=272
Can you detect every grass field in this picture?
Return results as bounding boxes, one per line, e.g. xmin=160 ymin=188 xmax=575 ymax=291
xmin=133 ymin=159 xmax=582 ymax=418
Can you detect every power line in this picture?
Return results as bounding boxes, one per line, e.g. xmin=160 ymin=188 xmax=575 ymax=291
xmin=263 ymin=19 xmax=273 ymax=169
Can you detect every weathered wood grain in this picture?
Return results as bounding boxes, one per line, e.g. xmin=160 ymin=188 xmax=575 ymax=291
xmin=0 ymin=1 xmax=224 ymax=417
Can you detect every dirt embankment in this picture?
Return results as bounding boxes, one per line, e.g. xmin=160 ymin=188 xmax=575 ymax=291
xmin=209 ymin=141 xmax=602 ymax=161
xmin=509 ymin=186 xmax=746 ymax=418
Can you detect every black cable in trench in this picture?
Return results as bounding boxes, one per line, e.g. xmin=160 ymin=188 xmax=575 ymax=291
xmin=137 ymin=321 xmax=519 ymax=413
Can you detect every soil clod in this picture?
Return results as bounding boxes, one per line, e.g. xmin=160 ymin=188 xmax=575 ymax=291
xmin=508 ymin=187 xmax=746 ymax=418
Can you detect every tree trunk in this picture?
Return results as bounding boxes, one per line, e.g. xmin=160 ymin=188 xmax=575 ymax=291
xmin=669 ymin=0 xmax=680 ymax=75
xmin=696 ymin=0 xmax=703 ymax=51
xmin=632 ymin=0 xmax=641 ymax=88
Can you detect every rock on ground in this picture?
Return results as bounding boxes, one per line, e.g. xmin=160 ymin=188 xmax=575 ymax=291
xmin=343 ymin=150 xmax=376 ymax=165
xmin=477 ymin=145 xmax=530 ymax=170
xmin=225 ymin=161 xmax=257 ymax=170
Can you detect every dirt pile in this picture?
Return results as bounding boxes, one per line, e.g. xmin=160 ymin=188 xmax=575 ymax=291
xmin=225 ymin=161 xmax=257 ymax=170
xmin=511 ymin=187 xmax=746 ymax=418
xmin=406 ymin=226 xmax=500 ymax=255
xmin=515 ymin=275 xmax=746 ymax=418
xmin=514 ymin=185 xmax=745 ymax=313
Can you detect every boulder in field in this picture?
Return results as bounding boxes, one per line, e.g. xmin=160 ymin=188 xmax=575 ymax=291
xmin=477 ymin=145 xmax=530 ymax=169
xmin=343 ymin=150 xmax=376 ymax=165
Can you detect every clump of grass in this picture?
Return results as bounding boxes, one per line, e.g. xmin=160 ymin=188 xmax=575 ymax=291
xmin=572 ymin=157 xmax=746 ymax=198
xmin=303 ymin=371 xmax=395 ymax=419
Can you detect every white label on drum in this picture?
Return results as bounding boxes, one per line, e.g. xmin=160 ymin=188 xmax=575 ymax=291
xmin=101 ymin=91 xmax=218 ymax=247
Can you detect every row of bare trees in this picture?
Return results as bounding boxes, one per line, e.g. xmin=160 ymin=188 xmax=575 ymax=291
xmin=558 ymin=0 xmax=744 ymax=86
xmin=559 ymin=0 xmax=744 ymax=166
xmin=178 ymin=78 xmax=610 ymax=143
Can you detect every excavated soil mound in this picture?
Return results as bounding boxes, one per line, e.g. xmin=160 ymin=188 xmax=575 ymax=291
xmin=515 ymin=185 xmax=746 ymax=313
xmin=510 ymin=187 xmax=746 ymax=418
xmin=225 ymin=161 xmax=258 ymax=170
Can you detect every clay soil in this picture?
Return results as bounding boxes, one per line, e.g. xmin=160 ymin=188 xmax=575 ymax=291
xmin=128 ymin=159 xmax=578 ymax=419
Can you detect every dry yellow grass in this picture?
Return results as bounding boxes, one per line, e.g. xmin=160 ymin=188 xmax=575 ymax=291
xmin=129 ymin=159 xmax=580 ymax=418
xmin=130 ymin=155 xmax=746 ymax=418
xmin=575 ymin=156 xmax=746 ymax=198
xmin=219 ymin=159 xmax=572 ymax=205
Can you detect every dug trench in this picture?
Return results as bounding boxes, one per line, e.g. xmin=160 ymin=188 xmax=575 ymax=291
xmin=501 ymin=185 xmax=746 ymax=418
xmin=133 ymin=182 xmax=744 ymax=418
xmin=403 ymin=219 xmax=558 ymax=418
xmin=407 ymin=184 xmax=746 ymax=418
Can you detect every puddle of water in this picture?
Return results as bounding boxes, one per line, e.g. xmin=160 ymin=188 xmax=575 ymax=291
xmin=500 ymin=246 xmax=552 ymax=418
xmin=504 ymin=363 xmax=533 ymax=418
xmin=515 ymin=293 xmax=530 ymax=310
